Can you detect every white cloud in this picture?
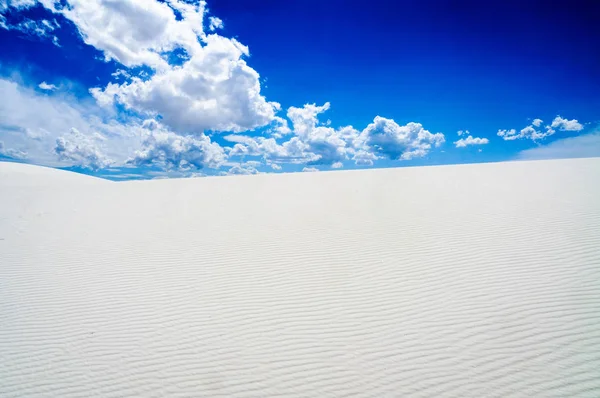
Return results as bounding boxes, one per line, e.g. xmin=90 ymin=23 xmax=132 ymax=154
xmin=517 ymin=132 xmax=600 ymax=160
xmin=498 ymin=116 xmax=584 ymax=142
xmin=352 ymin=149 xmax=378 ymax=166
xmin=457 ymin=130 xmax=468 ymax=136
xmin=302 ymin=167 xmax=319 ymax=172
xmin=287 ymin=102 xmax=332 ymax=139
xmin=224 ymin=104 xmax=445 ymax=169
xmin=225 ymin=163 xmax=260 ymax=175
xmin=54 ymin=0 xmax=204 ymax=69
xmin=208 ymin=16 xmax=223 ymax=31
xmin=498 ymin=124 xmax=553 ymax=141
xmin=283 ymin=103 xmax=360 ymax=165
xmin=54 ymin=128 xmax=111 ymax=169
xmin=0 ymin=12 xmax=60 ymax=45
xmin=38 ymin=81 xmax=57 ymax=90
xmin=0 ymin=140 xmax=28 ymax=159
xmin=454 ymin=135 xmax=489 ymax=148
xmin=0 ymin=0 xmax=40 ymax=12
xmin=358 ymin=116 xmax=445 ymax=160
xmin=91 ymin=33 xmax=279 ymax=133
xmin=550 ymin=116 xmax=583 ymax=132
xmin=0 ymin=77 xmax=145 ymax=167
xmin=129 ymin=121 xmax=227 ymax=170
xmin=331 ymin=161 xmax=343 ymax=169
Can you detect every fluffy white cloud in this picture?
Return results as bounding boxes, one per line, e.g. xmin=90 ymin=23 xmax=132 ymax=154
xmin=225 ymin=163 xmax=260 ymax=175
xmin=498 ymin=116 xmax=584 ymax=142
xmin=208 ymin=16 xmax=223 ymax=31
xmin=53 ymin=0 xmax=205 ymax=69
xmin=454 ymin=134 xmax=489 ymax=148
xmin=498 ymin=125 xmax=553 ymax=141
xmin=129 ymin=121 xmax=226 ymax=170
xmin=3 ymin=0 xmax=279 ymax=135
xmin=302 ymin=167 xmax=319 ymax=172
xmin=38 ymin=81 xmax=57 ymax=90
xmin=91 ymin=34 xmax=279 ymax=133
xmin=224 ymin=104 xmax=445 ymax=169
xmin=54 ymin=128 xmax=111 ymax=169
xmin=351 ymin=149 xmax=377 ymax=166
xmin=358 ymin=116 xmax=444 ymax=160
xmin=287 ymin=102 xmax=332 ymax=138
xmin=550 ymin=116 xmax=583 ymax=132
xmin=517 ymin=132 xmax=600 ymax=160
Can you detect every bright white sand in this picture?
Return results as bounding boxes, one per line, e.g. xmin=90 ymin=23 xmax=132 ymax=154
xmin=1 ymin=158 xmax=600 ymax=397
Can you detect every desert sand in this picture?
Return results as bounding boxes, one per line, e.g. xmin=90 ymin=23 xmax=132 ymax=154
xmin=1 ymin=158 xmax=599 ymax=397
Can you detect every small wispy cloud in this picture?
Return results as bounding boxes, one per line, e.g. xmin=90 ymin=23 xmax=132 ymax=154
xmin=208 ymin=16 xmax=223 ymax=31
xmin=38 ymin=81 xmax=57 ymax=91
xmin=454 ymin=131 xmax=489 ymax=148
xmin=0 ymin=16 xmax=60 ymax=46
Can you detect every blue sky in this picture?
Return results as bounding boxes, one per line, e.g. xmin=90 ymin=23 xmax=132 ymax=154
xmin=0 ymin=0 xmax=598 ymax=179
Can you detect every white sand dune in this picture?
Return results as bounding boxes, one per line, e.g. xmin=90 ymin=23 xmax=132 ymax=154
xmin=1 ymin=158 xmax=600 ymax=397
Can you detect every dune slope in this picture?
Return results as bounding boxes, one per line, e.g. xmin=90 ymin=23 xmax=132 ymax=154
xmin=1 ymin=158 xmax=600 ymax=397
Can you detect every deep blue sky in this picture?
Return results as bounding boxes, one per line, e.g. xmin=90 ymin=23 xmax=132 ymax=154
xmin=213 ymin=0 xmax=600 ymax=165
xmin=0 ymin=0 xmax=599 ymax=177
xmin=209 ymin=0 xmax=600 ymax=126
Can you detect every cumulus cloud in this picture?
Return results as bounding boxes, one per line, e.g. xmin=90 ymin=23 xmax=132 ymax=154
xmin=352 ymin=149 xmax=378 ymax=166
xmin=38 ymin=81 xmax=57 ymax=90
xmin=498 ymin=116 xmax=583 ymax=141
xmin=517 ymin=132 xmax=600 ymax=160
xmin=454 ymin=133 xmax=489 ymax=148
xmin=358 ymin=116 xmax=444 ymax=160
xmin=224 ymin=103 xmax=445 ymax=169
xmin=302 ymin=167 xmax=319 ymax=172
xmin=129 ymin=121 xmax=226 ymax=170
xmin=550 ymin=116 xmax=583 ymax=132
xmin=90 ymin=34 xmax=279 ymax=133
xmin=208 ymin=16 xmax=223 ymax=31
xmin=498 ymin=125 xmax=554 ymax=141
xmin=54 ymin=128 xmax=111 ymax=169
xmin=225 ymin=163 xmax=260 ymax=175
xmin=51 ymin=0 xmax=205 ymax=69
